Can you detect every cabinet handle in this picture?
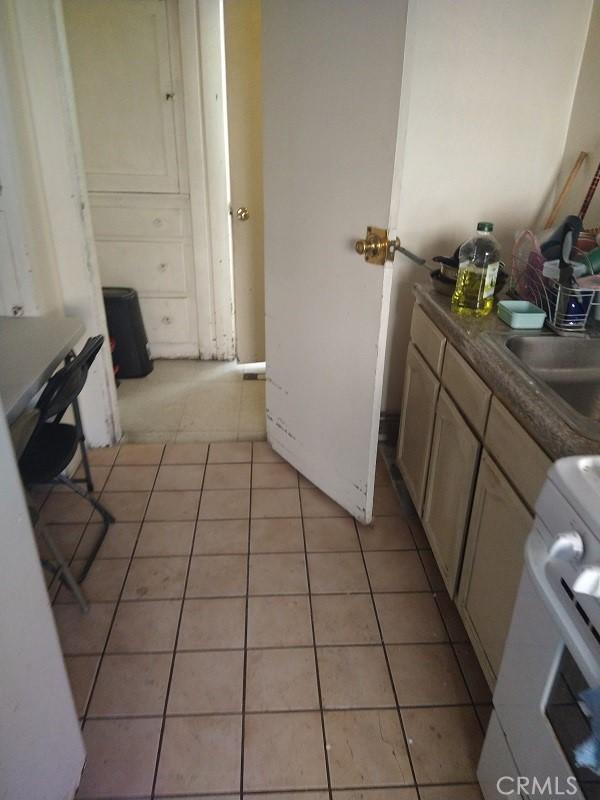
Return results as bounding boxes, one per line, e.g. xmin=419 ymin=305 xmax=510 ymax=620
xmin=153 ymin=217 xmax=163 ymax=227
xmin=162 ymin=315 xmax=172 ymax=325
xmin=158 ymin=263 xmax=168 ymax=272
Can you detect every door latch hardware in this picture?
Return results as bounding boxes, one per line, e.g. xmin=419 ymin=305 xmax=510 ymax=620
xmin=355 ymin=226 xmax=401 ymax=266
xmin=236 ymin=207 xmax=249 ymax=221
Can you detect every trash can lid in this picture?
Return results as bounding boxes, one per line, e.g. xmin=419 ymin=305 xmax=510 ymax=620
xmin=102 ymin=287 xmax=137 ymax=299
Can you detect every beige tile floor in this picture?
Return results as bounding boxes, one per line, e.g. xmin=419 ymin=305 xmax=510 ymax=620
xmin=118 ymin=360 xmax=266 ymax=443
xmin=36 ymin=441 xmax=489 ymax=800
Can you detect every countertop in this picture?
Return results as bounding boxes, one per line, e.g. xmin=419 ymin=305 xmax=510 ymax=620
xmin=0 ymin=315 xmax=85 ymax=423
xmin=414 ymin=285 xmax=600 ymax=460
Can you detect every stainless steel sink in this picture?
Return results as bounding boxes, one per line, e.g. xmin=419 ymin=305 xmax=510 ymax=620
xmin=504 ymin=335 xmax=600 ymax=422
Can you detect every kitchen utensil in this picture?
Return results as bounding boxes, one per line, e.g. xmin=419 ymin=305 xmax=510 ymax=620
xmin=579 ymin=159 xmax=600 ymax=222
xmin=574 ymin=245 xmax=600 ymax=275
xmin=430 ymin=268 xmax=456 ymax=296
xmin=544 ymin=151 xmax=588 ymax=229
xmin=575 ymin=231 xmax=598 ymax=252
xmin=556 ymin=218 xmax=586 ymax=328
xmin=432 ymin=246 xmax=461 ymax=281
xmin=430 ymin=265 xmax=507 ymax=298
xmin=511 ymin=229 xmax=596 ymax=333
xmin=540 ymin=215 xmax=582 ymax=260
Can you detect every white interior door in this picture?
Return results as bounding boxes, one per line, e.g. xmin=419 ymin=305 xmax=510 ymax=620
xmin=224 ymin=0 xmax=265 ymax=364
xmin=263 ymin=0 xmax=408 ymax=523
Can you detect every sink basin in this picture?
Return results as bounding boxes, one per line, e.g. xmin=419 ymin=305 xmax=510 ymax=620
xmin=505 ymin=335 xmax=600 ymax=421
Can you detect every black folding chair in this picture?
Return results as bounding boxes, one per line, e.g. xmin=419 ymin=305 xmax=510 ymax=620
xmin=19 ymin=335 xmax=115 ymax=584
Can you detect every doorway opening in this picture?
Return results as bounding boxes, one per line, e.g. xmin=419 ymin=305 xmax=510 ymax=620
xmin=62 ymin=0 xmax=266 ymax=443
xmin=117 ymin=359 xmax=266 ymax=443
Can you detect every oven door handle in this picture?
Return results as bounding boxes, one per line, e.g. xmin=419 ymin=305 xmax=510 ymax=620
xmin=526 ymin=531 xmax=600 ymax=686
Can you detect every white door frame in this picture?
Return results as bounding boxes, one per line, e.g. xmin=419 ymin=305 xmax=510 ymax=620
xmin=0 ymin=0 xmax=120 ymax=446
xmin=0 ymin=0 xmax=235 ymax=447
xmin=180 ymin=0 xmax=236 ymax=361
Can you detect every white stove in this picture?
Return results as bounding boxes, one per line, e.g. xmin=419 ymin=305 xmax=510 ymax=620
xmin=479 ymin=456 xmax=600 ymax=800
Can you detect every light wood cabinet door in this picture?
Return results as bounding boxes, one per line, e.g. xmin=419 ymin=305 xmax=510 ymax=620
xmin=410 ymin=304 xmax=446 ymax=375
xmin=64 ymin=0 xmax=183 ymax=193
xmin=458 ymin=451 xmax=533 ymax=686
xmin=396 ymin=343 xmax=440 ymax=514
xmin=422 ymin=389 xmax=480 ymax=595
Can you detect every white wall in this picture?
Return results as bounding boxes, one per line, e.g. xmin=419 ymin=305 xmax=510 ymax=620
xmin=551 ymin=0 xmax=600 ymax=225
xmin=0 ymin=396 xmax=85 ymax=800
xmin=383 ymin=0 xmax=592 ymax=412
xmin=0 ymin=0 xmax=120 ymax=446
xmin=0 ymin=2 xmax=64 ymax=317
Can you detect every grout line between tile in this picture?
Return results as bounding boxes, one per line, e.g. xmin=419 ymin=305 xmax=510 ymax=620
xmin=78 ymin=458 xmax=154 ymax=725
xmin=78 ymin=780 xmax=482 ymax=800
xmin=298 ymin=475 xmax=334 ymax=800
xmin=85 ymin=700 xmax=479 ymax=722
xmin=148 ymin=445 xmax=205 ymax=800
xmin=239 ymin=452 xmax=253 ymax=799
xmin=69 ymin=445 xmax=484 ymax=797
xmin=375 ymin=452 xmax=488 ymax=775
xmin=353 ymin=516 xmax=420 ymax=795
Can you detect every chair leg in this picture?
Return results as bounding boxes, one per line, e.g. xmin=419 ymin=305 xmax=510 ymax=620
xmin=73 ymin=398 xmax=94 ymax=492
xmin=56 ymin=474 xmax=115 ymax=582
xmin=58 ymin=474 xmax=115 ymax=525
xmin=37 ymin=522 xmax=89 ymax=613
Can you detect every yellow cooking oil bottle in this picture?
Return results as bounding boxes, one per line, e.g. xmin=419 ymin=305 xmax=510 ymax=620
xmin=451 ymin=221 xmax=501 ymax=317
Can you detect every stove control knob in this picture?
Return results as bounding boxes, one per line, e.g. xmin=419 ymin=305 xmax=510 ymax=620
xmin=573 ymin=567 xmax=600 ymax=598
xmin=549 ymin=532 xmax=584 ymax=562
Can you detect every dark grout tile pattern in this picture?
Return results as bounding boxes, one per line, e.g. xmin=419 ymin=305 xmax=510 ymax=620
xmin=39 ymin=441 xmax=485 ymax=799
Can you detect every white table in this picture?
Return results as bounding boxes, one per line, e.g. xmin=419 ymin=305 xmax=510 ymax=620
xmin=0 ymin=316 xmax=85 ymax=423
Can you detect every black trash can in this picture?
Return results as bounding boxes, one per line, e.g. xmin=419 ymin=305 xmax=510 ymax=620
xmin=103 ymin=287 xmax=153 ymax=378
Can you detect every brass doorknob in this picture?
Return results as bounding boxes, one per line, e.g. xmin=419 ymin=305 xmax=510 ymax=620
xmin=354 ymin=226 xmax=401 ymax=266
xmin=236 ymin=207 xmax=249 ymax=221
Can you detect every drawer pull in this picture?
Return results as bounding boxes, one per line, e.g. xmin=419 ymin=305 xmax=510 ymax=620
xmin=158 ymin=263 xmax=168 ymax=272
xmin=161 ymin=315 xmax=172 ymax=325
xmin=153 ymin=217 xmax=163 ymax=227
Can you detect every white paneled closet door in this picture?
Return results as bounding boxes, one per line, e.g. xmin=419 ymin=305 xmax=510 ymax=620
xmin=64 ymin=0 xmax=182 ymax=194
xmin=63 ymin=0 xmax=207 ymax=358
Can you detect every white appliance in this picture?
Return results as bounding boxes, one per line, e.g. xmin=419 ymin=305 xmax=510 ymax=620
xmin=479 ymin=456 xmax=600 ymax=800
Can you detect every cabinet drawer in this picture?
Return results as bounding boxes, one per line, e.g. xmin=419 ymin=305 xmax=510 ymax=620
xmin=140 ymin=298 xmax=192 ymax=344
xmin=485 ymin=397 xmax=552 ymax=511
xmin=410 ymin=304 xmax=446 ymax=376
xmin=442 ymin=343 xmax=491 ymax=436
xmin=91 ymin=203 xmax=190 ymax=239
xmin=96 ymin=240 xmax=189 ymax=295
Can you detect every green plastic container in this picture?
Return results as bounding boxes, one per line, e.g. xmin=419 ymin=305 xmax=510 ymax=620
xmin=497 ymin=300 xmax=546 ymax=329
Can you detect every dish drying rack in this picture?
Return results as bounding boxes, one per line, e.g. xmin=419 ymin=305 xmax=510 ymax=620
xmin=511 ymin=230 xmax=599 ymax=335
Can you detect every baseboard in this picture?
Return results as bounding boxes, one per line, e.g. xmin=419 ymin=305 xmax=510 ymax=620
xmin=149 ymin=343 xmax=201 ymax=359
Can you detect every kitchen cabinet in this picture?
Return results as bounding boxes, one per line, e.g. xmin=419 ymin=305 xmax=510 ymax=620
xmin=410 ymin=304 xmax=446 ymax=374
xmin=441 ymin=343 xmax=491 ymax=437
xmin=458 ymin=451 xmax=532 ymax=684
xmin=397 ymin=300 xmax=551 ymax=689
xmin=422 ymin=388 xmax=480 ymax=596
xmin=396 ymin=343 xmax=440 ymax=514
xmin=485 ymin=397 xmax=551 ymax=511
